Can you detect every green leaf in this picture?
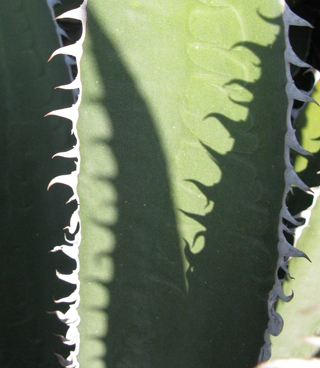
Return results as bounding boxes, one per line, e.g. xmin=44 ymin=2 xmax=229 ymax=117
xmin=0 ymin=1 xmax=76 ymax=366
xmin=1 ymin=1 xmax=317 ymax=367
xmin=77 ymin=1 xmax=289 ymax=367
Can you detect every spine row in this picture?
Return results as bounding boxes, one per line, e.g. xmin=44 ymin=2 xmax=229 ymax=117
xmin=46 ymin=1 xmax=87 ymax=367
xmin=259 ymin=1 xmax=316 ymax=362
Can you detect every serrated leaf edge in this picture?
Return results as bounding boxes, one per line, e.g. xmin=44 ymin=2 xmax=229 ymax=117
xmin=258 ymin=1 xmax=317 ymax=363
xmin=45 ymin=1 xmax=87 ymax=367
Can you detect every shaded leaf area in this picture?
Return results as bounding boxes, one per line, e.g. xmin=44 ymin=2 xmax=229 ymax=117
xmin=0 ymin=2 xmax=79 ymax=367
xmin=183 ymin=16 xmax=288 ymax=368
xmin=77 ymin=8 xmax=188 ymax=368
xmin=78 ymin=2 xmax=288 ymax=368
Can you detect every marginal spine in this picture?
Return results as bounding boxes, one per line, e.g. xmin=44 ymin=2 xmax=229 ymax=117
xmin=45 ymin=1 xmax=87 ymax=367
xmin=259 ymin=1 xmax=316 ymax=362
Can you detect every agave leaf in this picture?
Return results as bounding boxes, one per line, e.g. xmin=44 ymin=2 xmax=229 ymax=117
xmin=0 ymin=1 xmax=77 ymax=366
xmin=0 ymin=0 xmax=315 ymax=367
xmin=77 ymin=1 xmax=292 ymax=367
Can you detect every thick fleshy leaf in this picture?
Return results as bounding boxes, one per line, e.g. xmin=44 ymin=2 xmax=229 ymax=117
xmin=0 ymin=1 xmax=77 ymax=367
xmin=0 ymin=1 xmax=318 ymax=367
xmin=77 ymin=1 xmax=290 ymax=368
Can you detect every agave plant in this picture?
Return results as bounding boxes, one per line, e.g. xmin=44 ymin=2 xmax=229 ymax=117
xmin=1 ymin=0 xmax=320 ymax=367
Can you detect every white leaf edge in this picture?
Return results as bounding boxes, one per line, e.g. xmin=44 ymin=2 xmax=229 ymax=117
xmin=258 ymin=1 xmax=319 ymax=363
xmin=45 ymin=1 xmax=87 ymax=367
xmin=256 ymin=332 xmax=320 ymax=367
xmin=255 ymin=357 xmax=320 ymax=368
